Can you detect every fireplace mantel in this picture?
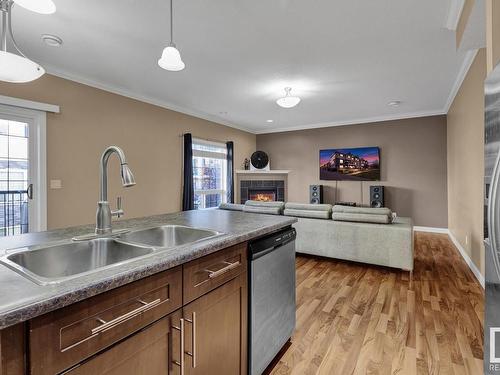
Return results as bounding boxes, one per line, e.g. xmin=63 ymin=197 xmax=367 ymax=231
xmin=235 ymin=170 xmax=291 ymax=174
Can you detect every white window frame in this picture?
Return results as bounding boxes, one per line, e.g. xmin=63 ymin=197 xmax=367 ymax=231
xmin=192 ymin=138 xmax=228 ymax=209
xmin=0 ymin=104 xmax=47 ymax=232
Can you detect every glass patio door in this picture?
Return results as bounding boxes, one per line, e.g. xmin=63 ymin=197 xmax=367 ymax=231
xmin=0 ymin=105 xmax=46 ymax=236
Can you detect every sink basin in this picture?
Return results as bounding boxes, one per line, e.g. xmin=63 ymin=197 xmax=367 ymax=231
xmin=119 ymin=225 xmax=221 ymax=248
xmin=0 ymin=239 xmax=154 ymax=285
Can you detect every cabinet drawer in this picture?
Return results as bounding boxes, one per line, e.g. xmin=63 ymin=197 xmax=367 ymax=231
xmin=30 ymin=266 xmax=182 ymax=375
xmin=183 ymin=242 xmax=247 ymax=304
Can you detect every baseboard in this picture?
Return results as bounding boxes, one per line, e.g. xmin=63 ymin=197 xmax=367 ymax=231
xmin=448 ymin=231 xmax=485 ymax=288
xmin=413 ymin=226 xmax=449 ymax=234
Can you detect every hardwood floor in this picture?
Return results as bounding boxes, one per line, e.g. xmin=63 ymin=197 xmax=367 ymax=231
xmin=266 ymin=232 xmax=484 ymax=375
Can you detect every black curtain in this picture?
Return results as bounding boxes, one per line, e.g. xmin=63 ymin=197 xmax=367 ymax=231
xmin=182 ymin=133 xmax=194 ymax=210
xmin=226 ymin=141 xmax=234 ymax=203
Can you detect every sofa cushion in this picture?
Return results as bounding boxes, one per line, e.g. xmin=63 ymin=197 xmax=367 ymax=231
xmin=245 ymin=200 xmax=285 ymax=209
xmin=332 ymin=212 xmax=391 ymax=224
xmin=218 ymin=203 xmax=245 ymax=211
xmin=332 ymin=205 xmax=392 ymax=215
xmin=243 ymin=205 xmax=283 ymax=215
xmin=285 ymin=202 xmax=333 ymax=212
xmin=284 ymin=208 xmax=331 ymax=220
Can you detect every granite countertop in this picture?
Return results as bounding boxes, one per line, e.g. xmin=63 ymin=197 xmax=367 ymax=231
xmin=0 ymin=209 xmax=297 ymax=329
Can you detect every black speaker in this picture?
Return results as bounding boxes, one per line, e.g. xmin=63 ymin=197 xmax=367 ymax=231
xmin=309 ymin=185 xmax=323 ymax=204
xmin=370 ymin=186 xmax=384 ymax=208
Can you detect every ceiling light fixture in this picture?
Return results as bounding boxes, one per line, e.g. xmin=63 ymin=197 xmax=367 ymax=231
xmin=0 ymin=0 xmax=49 ymax=83
xmin=12 ymin=0 xmax=55 ymax=14
xmin=387 ymin=100 xmax=402 ymax=107
xmin=158 ymin=0 xmax=185 ymax=72
xmin=266 ymin=119 xmax=273 ymax=123
xmin=41 ymin=34 xmax=62 ymax=47
xmin=276 ymin=87 xmax=301 ymax=108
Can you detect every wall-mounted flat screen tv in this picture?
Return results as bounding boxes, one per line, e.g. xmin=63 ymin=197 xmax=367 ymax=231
xmin=320 ymin=147 xmax=380 ymax=181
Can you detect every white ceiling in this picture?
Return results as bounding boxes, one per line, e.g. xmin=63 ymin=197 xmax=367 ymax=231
xmin=11 ymin=0 xmax=471 ymax=133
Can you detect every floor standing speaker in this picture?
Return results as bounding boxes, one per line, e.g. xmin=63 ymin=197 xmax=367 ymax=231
xmin=310 ymin=185 xmax=323 ymax=204
xmin=370 ymin=186 xmax=384 ymax=208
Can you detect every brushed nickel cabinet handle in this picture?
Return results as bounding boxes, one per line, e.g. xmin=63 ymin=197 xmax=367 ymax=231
xmin=172 ymin=318 xmax=185 ymax=375
xmin=206 ymin=261 xmax=241 ymax=279
xmin=91 ymin=298 xmax=161 ymax=335
xmin=185 ymin=312 xmax=196 ymax=368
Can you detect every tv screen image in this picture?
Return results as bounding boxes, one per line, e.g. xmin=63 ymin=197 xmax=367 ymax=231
xmin=319 ymin=147 xmax=380 ymax=181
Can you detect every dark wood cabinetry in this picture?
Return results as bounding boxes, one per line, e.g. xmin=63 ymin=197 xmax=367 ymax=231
xmin=0 ymin=242 xmax=248 ymax=375
xmin=64 ymin=310 xmax=182 ymax=375
xmin=183 ymin=272 xmax=247 ymax=375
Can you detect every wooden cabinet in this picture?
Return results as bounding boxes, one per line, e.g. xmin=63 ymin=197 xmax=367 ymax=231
xmin=64 ymin=310 xmax=182 ymax=375
xmin=30 ymin=266 xmax=182 ymax=375
xmin=0 ymin=241 xmax=249 ymax=375
xmin=182 ymin=272 xmax=247 ymax=375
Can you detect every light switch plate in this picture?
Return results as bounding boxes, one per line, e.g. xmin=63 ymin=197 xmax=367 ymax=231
xmin=50 ymin=179 xmax=62 ymax=189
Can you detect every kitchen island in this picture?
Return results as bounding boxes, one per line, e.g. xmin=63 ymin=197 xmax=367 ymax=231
xmin=0 ymin=209 xmax=296 ymax=375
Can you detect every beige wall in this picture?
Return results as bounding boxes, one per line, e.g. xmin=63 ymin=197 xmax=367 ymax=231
xmin=256 ymin=116 xmax=448 ymax=228
xmin=487 ymin=0 xmax=500 ymax=73
xmin=0 ymin=75 xmax=256 ymax=230
xmin=447 ymin=48 xmax=486 ymax=276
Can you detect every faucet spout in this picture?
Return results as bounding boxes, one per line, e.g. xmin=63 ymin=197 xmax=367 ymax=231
xmin=96 ymin=146 xmax=136 ymax=235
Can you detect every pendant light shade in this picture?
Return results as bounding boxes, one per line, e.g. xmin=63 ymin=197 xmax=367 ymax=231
xmin=158 ymin=44 xmax=185 ymax=71
xmin=158 ymin=0 xmax=185 ymax=72
xmin=0 ymin=50 xmax=45 ymax=83
xmin=13 ymin=0 xmax=56 ymax=14
xmin=276 ymin=87 xmax=301 ymax=108
xmin=0 ymin=0 xmax=49 ymax=83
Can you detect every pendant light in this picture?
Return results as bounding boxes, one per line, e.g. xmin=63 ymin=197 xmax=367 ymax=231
xmin=158 ymin=0 xmax=185 ymax=72
xmin=0 ymin=0 xmax=48 ymax=83
xmin=13 ymin=0 xmax=55 ymax=14
xmin=276 ymin=87 xmax=301 ymax=108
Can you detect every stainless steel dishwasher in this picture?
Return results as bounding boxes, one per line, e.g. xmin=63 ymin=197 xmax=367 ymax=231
xmin=248 ymin=226 xmax=296 ymax=375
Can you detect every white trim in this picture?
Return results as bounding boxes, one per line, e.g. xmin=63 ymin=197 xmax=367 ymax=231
xmin=0 ymin=95 xmax=59 ymax=114
xmin=448 ymin=230 xmax=485 ymax=288
xmin=443 ymin=49 xmax=479 ymax=112
xmin=253 ymin=109 xmax=446 ymax=134
xmin=413 ymin=226 xmax=449 ymax=234
xmin=43 ymin=65 xmax=253 ymax=133
xmin=235 ymin=169 xmax=290 ymax=174
xmin=0 ymin=104 xmax=47 ymax=232
xmin=445 ymin=0 xmax=466 ymax=30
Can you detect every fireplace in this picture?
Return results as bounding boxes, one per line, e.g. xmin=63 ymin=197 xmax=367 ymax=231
xmin=240 ymin=180 xmax=285 ymax=203
xmin=248 ymin=187 xmax=277 ymax=202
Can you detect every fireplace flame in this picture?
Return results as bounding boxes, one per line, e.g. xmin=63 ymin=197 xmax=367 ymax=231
xmin=253 ymin=193 xmax=275 ymax=202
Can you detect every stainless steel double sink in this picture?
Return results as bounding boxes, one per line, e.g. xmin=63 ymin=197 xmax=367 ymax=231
xmin=0 ymin=225 xmax=221 ymax=285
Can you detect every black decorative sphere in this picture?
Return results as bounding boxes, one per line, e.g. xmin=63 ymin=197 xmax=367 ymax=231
xmin=250 ymin=151 xmax=269 ymax=169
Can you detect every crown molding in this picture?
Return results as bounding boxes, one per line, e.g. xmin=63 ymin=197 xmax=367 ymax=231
xmin=443 ymin=48 xmax=479 ymax=112
xmin=445 ymin=0 xmax=466 ymax=30
xmin=254 ymin=109 xmax=446 ymax=134
xmin=41 ymin=47 xmax=476 ymax=135
xmin=42 ymin=64 xmax=255 ymax=134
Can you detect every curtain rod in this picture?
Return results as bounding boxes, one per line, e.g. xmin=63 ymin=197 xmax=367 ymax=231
xmin=180 ymin=133 xmax=230 ymax=144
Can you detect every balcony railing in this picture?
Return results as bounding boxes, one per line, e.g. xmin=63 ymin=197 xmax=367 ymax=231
xmin=0 ymin=189 xmax=28 ymax=237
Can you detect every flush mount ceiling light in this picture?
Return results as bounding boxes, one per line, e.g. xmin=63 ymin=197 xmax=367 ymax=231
xmin=41 ymin=34 xmax=62 ymax=47
xmin=266 ymin=119 xmax=273 ymax=123
xmin=13 ymin=0 xmax=55 ymax=14
xmin=387 ymin=100 xmax=402 ymax=107
xmin=0 ymin=0 xmax=50 ymax=83
xmin=158 ymin=0 xmax=185 ymax=72
xmin=276 ymin=87 xmax=301 ymax=108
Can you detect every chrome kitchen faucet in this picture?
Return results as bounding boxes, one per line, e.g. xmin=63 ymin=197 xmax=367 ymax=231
xmin=95 ymin=146 xmax=136 ymax=235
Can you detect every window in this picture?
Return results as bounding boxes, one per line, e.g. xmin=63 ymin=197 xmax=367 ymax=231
xmin=192 ymin=138 xmax=227 ymax=209
xmin=0 ymin=104 xmax=47 ymax=236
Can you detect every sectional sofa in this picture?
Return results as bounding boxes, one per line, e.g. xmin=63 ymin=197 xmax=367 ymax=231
xmin=219 ymin=201 xmax=414 ymax=271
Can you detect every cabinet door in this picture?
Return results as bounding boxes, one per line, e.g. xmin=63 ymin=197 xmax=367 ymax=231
xmin=64 ymin=310 xmax=183 ymax=375
xmin=183 ymin=272 xmax=247 ymax=375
